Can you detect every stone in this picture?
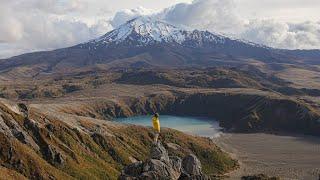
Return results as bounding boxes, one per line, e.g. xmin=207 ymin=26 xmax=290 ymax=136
xmin=181 ymin=154 xmax=202 ymax=176
xmin=45 ymin=145 xmax=55 ymax=162
xmin=143 ymin=159 xmax=173 ymax=178
xmin=122 ymin=161 xmax=144 ymax=177
xmin=139 ymin=171 xmax=158 ymax=179
xmin=54 ymin=153 xmax=64 ymax=165
xmin=170 ymin=156 xmax=182 ymax=179
xmin=45 ymin=123 xmax=55 ymax=132
xmin=167 ymin=143 xmax=181 ymax=150
xmin=150 ymin=142 xmax=170 ymax=163
xmin=17 ymin=103 xmax=28 ymax=118
xmin=44 ymin=145 xmax=64 ymax=165
xmin=119 ymin=141 xmax=210 ymax=180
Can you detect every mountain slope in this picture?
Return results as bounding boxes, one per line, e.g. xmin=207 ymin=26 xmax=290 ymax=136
xmin=0 ymin=17 xmax=319 ymax=77
xmin=0 ymin=99 xmax=238 ymax=179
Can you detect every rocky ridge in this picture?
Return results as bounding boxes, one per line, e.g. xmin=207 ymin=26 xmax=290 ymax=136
xmin=119 ymin=142 xmax=209 ymax=180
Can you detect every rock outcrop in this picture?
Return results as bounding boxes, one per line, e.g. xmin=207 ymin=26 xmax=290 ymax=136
xmin=119 ymin=142 xmax=210 ymax=180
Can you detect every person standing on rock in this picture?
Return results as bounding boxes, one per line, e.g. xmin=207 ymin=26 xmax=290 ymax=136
xmin=152 ymin=113 xmax=161 ymax=143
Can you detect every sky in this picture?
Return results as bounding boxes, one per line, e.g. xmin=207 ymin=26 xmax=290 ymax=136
xmin=0 ymin=0 xmax=319 ymax=58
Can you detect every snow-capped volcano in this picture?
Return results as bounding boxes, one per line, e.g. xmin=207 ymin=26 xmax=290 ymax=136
xmin=94 ymin=17 xmax=186 ymax=44
xmin=2 ymin=16 xmax=320 ymax=75
xmin=85 ymin=16 xmax=227 ymax=48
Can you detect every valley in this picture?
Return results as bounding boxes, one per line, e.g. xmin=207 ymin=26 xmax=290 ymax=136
xmin=1 ymin=67 xmax=320 ymax=179
xmin=0 ymin=17 xmax=320 ymax=179
xmin=215 ymin=133 xmax=320 ymax=179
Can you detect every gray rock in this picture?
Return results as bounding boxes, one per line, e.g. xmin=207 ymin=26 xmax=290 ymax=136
xmin=11 ymin=129 xmax=28 ymax=144
xmin=139 ymin=171 xmax=158 ymax=180
xmin=122 ymin=161 xmax=144 ymax=177
xmin=2 ymin=115 xmax=40 ymax=152
xmin=143 ymin=159 xmax=174 ymax=178
xmin=0 ymin=134 xmax=14 ymax=162
xmin=45 ymin=123 xmax=55 ymax=132
xmin=119 ymin=141 xmax=210 ymax=180
xmin=167 ymin=143 xmax=181 ymax=150
xmin=44 ymin=145 xmax=64 ymax=165
xmin=54 ymin=153 xmax=64 ymax=165
xmin=179 ymin=154 xmax=210 ymax=180
xmin=17 ymin=103 xmax=28 ymax=118
xmin=0 ymin=114 xmax=13 ymax=137
xmin=181 ymin=154 xmax=202 ymax=176
xmin=170 ymin=156 xmax=182 ymax=179
xmin=45 ymin=145 xmax=55 ymax=162
xmin=150 ymin=142 xmax=170 ymax=163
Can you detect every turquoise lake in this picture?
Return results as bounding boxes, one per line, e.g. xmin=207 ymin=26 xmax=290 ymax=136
xmin=116 ymin=115 xmax=222 ymax=137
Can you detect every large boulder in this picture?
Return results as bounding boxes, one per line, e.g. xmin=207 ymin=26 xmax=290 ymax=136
xmin=170 ymin=156 xmax=182 ymax=174
xmin=150 ymin=142 xmax=170 ymax=163
xmin=142 ymin=159 xmax=177 ymax=179
xmin=119 ymin=161 xmax=144 ymax=179
xmin=179 ymin=154 xmax=209 ymax=180
xmin=119 ymin=142 xmax=210 ymax=180
xmin=181 ymin=154 xmax=202 ymax=175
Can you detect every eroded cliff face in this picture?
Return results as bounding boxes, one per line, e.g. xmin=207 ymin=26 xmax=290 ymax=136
xmin=59 ymin=91 xmax=320 ymax=136
xmin=0 ymin=99 xmax=237 ymax=179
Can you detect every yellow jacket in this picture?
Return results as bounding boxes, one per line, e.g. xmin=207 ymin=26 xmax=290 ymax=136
xmin=152 ymin=116 xmax=160 ymax=133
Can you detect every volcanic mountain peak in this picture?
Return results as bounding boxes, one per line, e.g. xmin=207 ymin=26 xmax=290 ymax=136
xmin=91 ymin=16 xmax=185 ymax=45
xmin=85 ymin=16 xmax=229 ymax=47
xmin=2 ymin=16 xmax=320 ymax=76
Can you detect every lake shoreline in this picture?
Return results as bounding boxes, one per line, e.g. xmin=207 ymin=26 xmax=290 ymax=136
xmin=116 ymin=115 xmax=222 ymax=137
xmin=117 ymin=115 xmax=320 ymax=179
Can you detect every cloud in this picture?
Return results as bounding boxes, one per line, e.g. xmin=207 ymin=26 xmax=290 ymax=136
xmin=160 ymin=0 xmax=246 ymax=34
xmin=27 ymin=0 xmax=87 ymax=15
xmin=0 ymin=16 xmax=24 ymax=43
xmin=110 ymin=0 xmax=246 ymax=35
xmin=156 ymin=0 xmax=320 ymax=49
xmin=0 ymin=0 xmax=319 ymax=58
xmin=0 ymin=44 xmax=29 ymax=59
xmin=110 ymin=6 xmax=153 ymax=28
xmin=0 ymin=0 xmax=112 ymax=58
xmin=241 ymin=20 xmax=320 ymax=49
xmin=0 ymin=2 xmax=23 ymax=43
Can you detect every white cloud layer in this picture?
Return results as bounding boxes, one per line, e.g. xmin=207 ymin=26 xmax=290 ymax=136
xmin=110 ymin=0 xmax=320 ymax=50
xmin=111 ymin=7 xmax=153 ymax=28
xmin=0 ymin=0 xmax=319 ymax=58
xmin=160 ymin=0 xmax=246 ymax=34
xmin=0 ymin=0 xmax=112 ymax=58
xmin=242 ymin=20 xmax=320 ymax=49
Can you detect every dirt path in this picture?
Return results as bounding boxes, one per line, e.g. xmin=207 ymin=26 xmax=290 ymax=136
xmin=213 ymin=133 xmax=320 ymax=180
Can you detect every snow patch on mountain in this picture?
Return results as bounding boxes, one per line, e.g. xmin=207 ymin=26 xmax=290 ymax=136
xmin=81 ymin=16 xmax=265 ymax=49
xmin=91 ymin=17 xmax=187 ymax=45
